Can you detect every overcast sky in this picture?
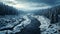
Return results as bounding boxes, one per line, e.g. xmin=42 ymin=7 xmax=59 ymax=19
xmin=0 ymin=0 xmax=60 ymax=11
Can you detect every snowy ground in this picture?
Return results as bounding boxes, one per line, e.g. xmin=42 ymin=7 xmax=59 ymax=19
xmin=0 ymin=14 xmax=60 ymax=34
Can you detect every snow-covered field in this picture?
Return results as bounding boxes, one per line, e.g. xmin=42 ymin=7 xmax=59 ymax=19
xmin=0 ymin=14 xmax=60 ymax=34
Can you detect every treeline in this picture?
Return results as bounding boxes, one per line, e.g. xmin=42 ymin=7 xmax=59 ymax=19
xmin=33 ymin=5 xmax=60 ymax=24
xmin=0 ymin=2 xmax=19 ymax=15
